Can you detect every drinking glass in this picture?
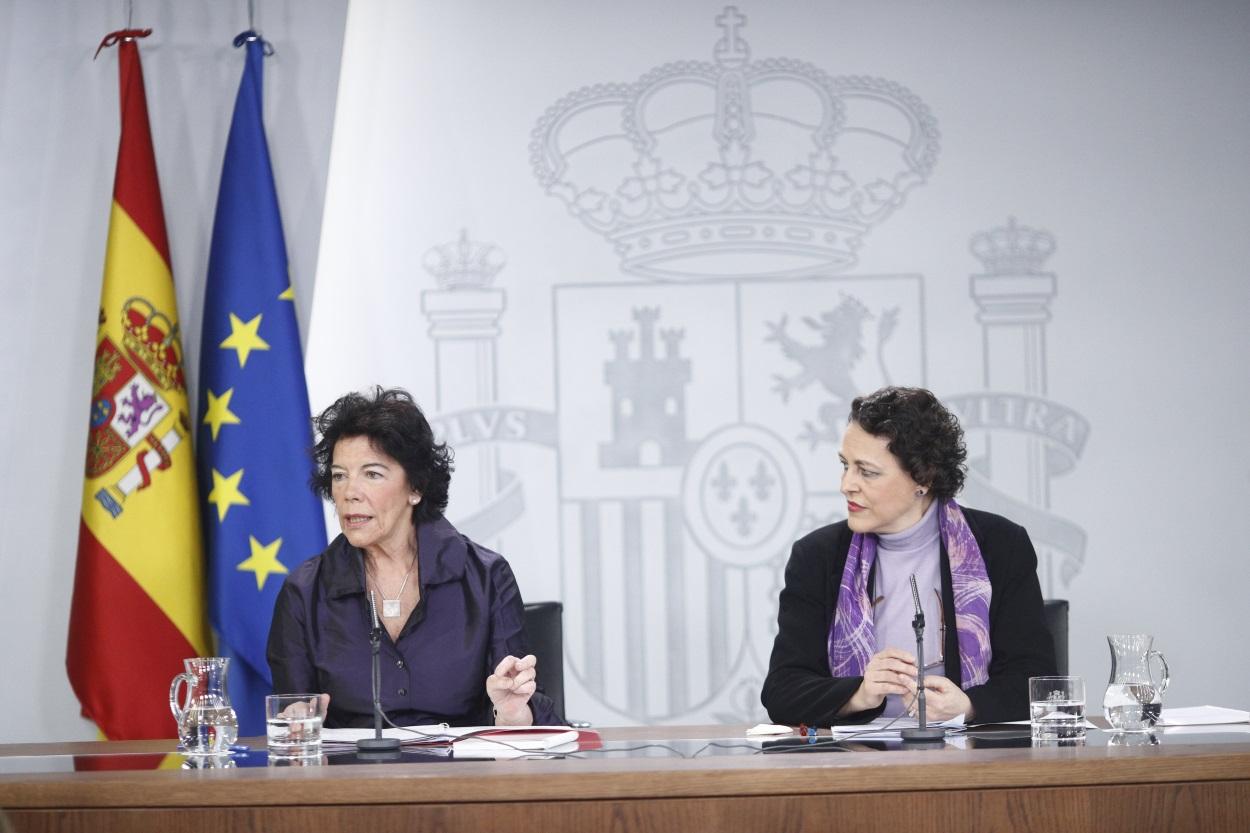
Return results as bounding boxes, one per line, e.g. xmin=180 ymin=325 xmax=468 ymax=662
xmin=265 ymin=693 xmax=326 ymax=757
xmin=268 ymin=752 xmax=326 ymax=767
xmin=1029 ymin=676 xmax=1086 ymax=742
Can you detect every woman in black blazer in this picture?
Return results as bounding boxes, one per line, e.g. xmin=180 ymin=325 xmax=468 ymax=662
xmin=761 ymin=387 xmax=1055 ymax=726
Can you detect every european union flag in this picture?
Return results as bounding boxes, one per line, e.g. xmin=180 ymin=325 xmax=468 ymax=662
xmin=197 ymin=32 xmax=326 ymax=736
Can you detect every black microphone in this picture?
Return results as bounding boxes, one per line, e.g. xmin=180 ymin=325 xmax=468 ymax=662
xmin=909 ymin=573 xmax=924 ymax=629
xmin=356 ymin=590 xmax=401 ymax=754
xmin=900 ymin=574 xmax=945 ymax=742
xmin=368 ymin=588 xmax=382 ymax=634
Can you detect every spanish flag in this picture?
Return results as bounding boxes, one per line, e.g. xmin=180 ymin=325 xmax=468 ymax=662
xmin=67 ymin=30 xmax=210 ymax=740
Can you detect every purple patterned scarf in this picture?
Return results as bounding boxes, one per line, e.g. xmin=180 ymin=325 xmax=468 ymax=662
xmin=827 ymin=499 xmax=991 ymax=688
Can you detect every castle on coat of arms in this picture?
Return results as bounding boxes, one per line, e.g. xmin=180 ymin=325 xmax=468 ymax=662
xmin=600 ymin=308 xmax=696 ymax=469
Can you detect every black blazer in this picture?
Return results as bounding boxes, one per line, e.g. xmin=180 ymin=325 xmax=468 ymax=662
xmin=760 ymin=506 xmax=1056 ymax=726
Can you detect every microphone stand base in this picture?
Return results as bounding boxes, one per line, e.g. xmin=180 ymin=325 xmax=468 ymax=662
xmin=355 ymin=748 xmax=404 ymax=763
xmin=899 ymin=727 xmax=947 ymax=742
xmin=356 ymin=736 xmax=402 ymax=753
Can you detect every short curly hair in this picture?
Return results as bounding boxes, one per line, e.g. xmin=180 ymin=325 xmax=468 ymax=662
xmin=849 ymin=386 xmax=967 ymax=500
xmin=310 ymin=387 xmax=453 ymax=524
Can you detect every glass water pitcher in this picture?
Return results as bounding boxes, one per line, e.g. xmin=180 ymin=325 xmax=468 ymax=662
xmin=1103 ymin=634 xmax=1169 ymax=732
xmin=169 ymin=657 xmax=239 ymax=754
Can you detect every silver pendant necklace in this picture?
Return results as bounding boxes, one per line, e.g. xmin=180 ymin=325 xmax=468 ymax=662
xmin=372 ymin=564 xmax=415 ymax=618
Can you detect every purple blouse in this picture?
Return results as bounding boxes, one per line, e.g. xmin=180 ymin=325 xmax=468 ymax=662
xmin=266 ymin=515 xmax=560 ymax=728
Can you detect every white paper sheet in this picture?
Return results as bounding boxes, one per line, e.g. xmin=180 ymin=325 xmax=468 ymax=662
xmin=1157 ymin=705 xmax=1250 ymax=726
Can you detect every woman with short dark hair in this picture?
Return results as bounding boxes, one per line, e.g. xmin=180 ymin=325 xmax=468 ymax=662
xmin=268 ymin=387 xmax=560 ymax=728
xmin=761 ymin=386 xmax=1055 ymax=725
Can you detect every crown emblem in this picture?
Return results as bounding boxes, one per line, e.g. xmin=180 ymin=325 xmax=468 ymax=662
xmin=120 ymin=296 xmax=186 ymax=391
xmin=530 ymin=6 xmax=940 ymax=280
xmin=422 ymin=229 xmax=506 ymax=290
xmin=970 ymin=217 xmax=1057 ymax=275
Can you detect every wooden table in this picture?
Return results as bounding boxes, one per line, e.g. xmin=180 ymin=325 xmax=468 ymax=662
xmin=2 ymin=724 xmax=1249 ymax=832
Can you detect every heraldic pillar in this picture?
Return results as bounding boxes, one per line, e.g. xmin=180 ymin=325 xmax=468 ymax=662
xmin=421 ymin=230 xmax=507 ymax=514
xmin=969 ymin=217 xmax=1058 ymax=508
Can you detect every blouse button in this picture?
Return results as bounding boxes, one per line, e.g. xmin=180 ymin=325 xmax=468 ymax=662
xmin=398 ymin=687 xmax=407 ymax=696
xmin=395 ymin=659 xmax=405 ymax=669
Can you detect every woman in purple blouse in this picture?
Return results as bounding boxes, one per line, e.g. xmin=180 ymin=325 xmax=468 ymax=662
xmin=267 ymin=387 xmax=560 ymax=728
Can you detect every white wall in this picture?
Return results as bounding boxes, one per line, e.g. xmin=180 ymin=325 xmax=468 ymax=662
xmin=308 ymin=0 xmax=1250 ymax=726
xmin=2 ymin=0 xmax=1248 ymax=740
xmin=0 ymin=0 xmax=347 ymax=743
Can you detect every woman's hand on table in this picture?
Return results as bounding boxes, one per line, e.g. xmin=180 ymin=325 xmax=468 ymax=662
xmin=839 ymin=648 xmax=917 ymax=716
xmin=905 ymin=675 xmax=973 ymax=722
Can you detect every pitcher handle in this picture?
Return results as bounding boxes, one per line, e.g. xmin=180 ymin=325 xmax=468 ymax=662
xmin=169 ymin=671 xmax=194 ymax=723
xmin=1148 ymin=650 xmax=1170 ymax=695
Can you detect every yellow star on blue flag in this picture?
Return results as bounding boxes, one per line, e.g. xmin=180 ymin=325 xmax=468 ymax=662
xmin=202 ymin=387 xmax=242 ymax=441
xmin=219 ymin=312 xmax=270 ymax=368
xmin=237 ymin=536 xmax=288 ymax=591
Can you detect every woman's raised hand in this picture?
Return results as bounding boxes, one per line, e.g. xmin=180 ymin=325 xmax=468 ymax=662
xmin=485 ymin=654 xmax=537 ymax=726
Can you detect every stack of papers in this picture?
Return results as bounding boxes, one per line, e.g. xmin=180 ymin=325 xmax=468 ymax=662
xmin=320 ymin=724 xmax=458 ymax=752
xmin=318 ymin=724 xmax=581 ymax=757
xmin=451 ymin=727 xmax=580 ymax=758
xmin=828 ymin=715 xmax=965 ymax=740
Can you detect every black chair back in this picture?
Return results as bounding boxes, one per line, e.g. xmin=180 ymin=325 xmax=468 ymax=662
xmin=523 ymin=601 xmax=565 ymax=721
xmin=1043 ymin=599 xmax=1069 ymax=676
